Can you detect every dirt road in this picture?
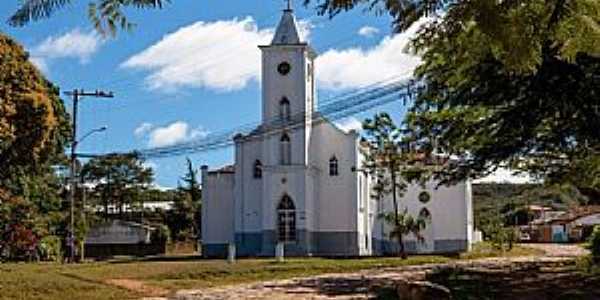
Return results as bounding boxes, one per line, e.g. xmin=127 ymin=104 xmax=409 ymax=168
xmin=167 ymin=244 xmax=590 ymax=300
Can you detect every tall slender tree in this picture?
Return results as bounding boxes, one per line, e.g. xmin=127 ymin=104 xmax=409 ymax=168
xmin=171 ymin=158 xmax=201 ymax=241
xmin=362 ymin=112 xmax=427 ymax=258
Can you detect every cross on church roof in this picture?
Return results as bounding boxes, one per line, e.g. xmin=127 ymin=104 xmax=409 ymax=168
xmin=272 ymin=0 xmax=301 ymax=44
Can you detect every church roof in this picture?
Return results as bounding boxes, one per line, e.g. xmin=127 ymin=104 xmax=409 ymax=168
xmin=271 ymin=8 xmax=302 ymax=45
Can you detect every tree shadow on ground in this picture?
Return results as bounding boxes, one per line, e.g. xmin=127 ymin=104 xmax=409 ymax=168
xmin=427 ymin=260 xmax=600 ymax=300
xmin=272 ymin=275 xmax=400 ymax=299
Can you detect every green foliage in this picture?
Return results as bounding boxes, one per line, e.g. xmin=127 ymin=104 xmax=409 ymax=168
xmin=9 ymin=0 xmax=168 ymax=36
xmin=0 ymin=32 xmax=70 ymax=262
xmin=310 ymin=1 xmax=600 ymax=198
xmin=381 ymin=209 xmax=427 ymax=244
xmin=406 ymin=1 xmax=600 ymax=188
xmin=587 ymin=225 xmax=600 ymax=263
xmin=151 ymin=224 xmax=170 ymax=243
xmin=81 ymin=153 xmax=153 ymax=219
xmin=361 ymin=113 xmax=430 ymax=258
xmin=473 ymin=183 xmax=588 ymax=233
xmin=0 ymin=195 xmax=43 ymax=261
xmin=172 ymin=158 xmax=201 ymax=240
xmin=38 ymin=235 xmax=63 ymax=262
xmin=483 ymin=211 xmax=518 ymax=252
xmin=0 ymin=32 xmax=70 ymax=186
xmin=306 ymin=0 xmax=441 ymax=33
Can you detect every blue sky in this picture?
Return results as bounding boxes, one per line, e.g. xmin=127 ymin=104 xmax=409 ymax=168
xmin=1 ymin=0 xmax=429 ymax=188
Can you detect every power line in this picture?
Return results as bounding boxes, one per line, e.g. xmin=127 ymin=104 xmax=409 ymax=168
xmin=78 ymin=78 xmax=419 ymax=159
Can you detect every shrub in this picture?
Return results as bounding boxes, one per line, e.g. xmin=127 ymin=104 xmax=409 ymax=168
xmin=152 ymin=224 xmax=170 ymax=243
xmin=587 ymin=225 xmax=600 ymax=263
xmin=38 ymin=235 xmax=62 ymax=262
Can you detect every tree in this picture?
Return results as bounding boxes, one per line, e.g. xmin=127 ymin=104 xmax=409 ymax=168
xmin=0 ymin=33 xmax=70 ymax=187
xmin=0 ymin=32 xmax=70 ymax=262
xmin=168 ymin=158 xmax=201 ymax=242
xmin=302 ymin=1 xmax=600 ymax=192
xmin=9 ymin=0 xmax=168 ymax=36
xmin=362 ymin=112 xmax=428 ymax=258
xmin=0 ymin=195 xmax=43 ymax=261
xmin=81 ymin=153 xmax=153 ymax=219
xmin=405 ymin=1 xmax=600 ymax=188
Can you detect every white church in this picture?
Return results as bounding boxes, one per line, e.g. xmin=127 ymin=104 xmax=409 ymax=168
xmin=201 ymin=6 xmax=474 ymax=257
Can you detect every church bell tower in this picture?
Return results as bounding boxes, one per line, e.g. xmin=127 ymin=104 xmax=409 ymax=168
xmin=259 ymin=4 xmax=317 ymax=166
xmin=259 ymin=5 xmax=316 ymax=128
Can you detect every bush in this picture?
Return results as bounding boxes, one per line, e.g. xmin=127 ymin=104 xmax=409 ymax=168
xmin=38 ymin=235 xmax=62 ymax=262
xmin=484 ymin=213 xmax=518 ymax=251
xmin=587 ymin=225 xmax=600 ymax=263
xmin=152 ymin=224 xmax=170 ymax=243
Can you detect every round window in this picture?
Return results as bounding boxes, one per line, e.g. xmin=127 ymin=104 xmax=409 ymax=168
xmin=277 ymin=62 xmax=291 ymax=75
xmin=418 ymin=191 xmax=431 ymax=204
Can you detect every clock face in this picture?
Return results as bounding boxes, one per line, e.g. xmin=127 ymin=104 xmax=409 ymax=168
xmin=277 ymin=62 xmax=291 ymax=75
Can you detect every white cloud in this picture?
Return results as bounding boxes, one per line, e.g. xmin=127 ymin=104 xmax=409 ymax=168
xmin=142 ymin=161 xmax=158 ymax=170
xmin=32 ymin=28 xmax=103 ymax=64
xmin=134 ymin=122 xmax=154 ymax=137
xmin=148 ymin=121 xmax=209 ymax=147
xmin=29 ymin=56 xmax=49 ymax=74
xmin=122 ymin=16 xmax=312 ymax=92
xmin=121 ymin=15 xmax=429 ymax=93
xmin=335 ymin=117 xmax=363 ymax=133
xmin=316 ymin=17 xmax=431 ymax=90
xmin=358 ymin=26 xmax=379 ymax=37
xmin=122 ymin=18 xmax=265 ymax=91
xmin=474 ymin=168 xmax=535 ymax=184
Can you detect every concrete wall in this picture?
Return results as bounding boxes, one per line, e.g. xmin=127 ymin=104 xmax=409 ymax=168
xmin=235 ymin=138 xmax=263 ymax=235
xmin=201 ymin=167 xmax=235 ymax=256
xmin=372 ymin=179 xmax=471 ymax=254
xmin=311 ymin=121 xmax=360 ymax=233
xmin=85 ymin=220 xmax=151 ymax=245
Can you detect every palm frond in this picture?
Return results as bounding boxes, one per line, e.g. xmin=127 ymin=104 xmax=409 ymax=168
xmin=89 ymin=0 xmax=168 ymax=36
xmin=8 ymin=0 xmax=72 ymax=27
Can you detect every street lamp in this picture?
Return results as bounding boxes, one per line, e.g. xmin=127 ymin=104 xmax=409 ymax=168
xmin=68 ymin=126 xmax=107 ymax=263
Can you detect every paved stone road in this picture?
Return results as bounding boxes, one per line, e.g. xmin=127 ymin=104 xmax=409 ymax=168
xmin=149 ymin=244 xmax=589 ymax=300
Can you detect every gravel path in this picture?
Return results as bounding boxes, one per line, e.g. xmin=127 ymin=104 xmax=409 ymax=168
xmin=519 ymin=243 xmax=589 ymax=257
xmin=147 ymin=244 xmax=589 ymax=300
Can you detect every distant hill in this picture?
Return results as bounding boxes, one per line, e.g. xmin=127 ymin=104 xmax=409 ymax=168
xmin=472 ymin=183 xmax=583 ymax=230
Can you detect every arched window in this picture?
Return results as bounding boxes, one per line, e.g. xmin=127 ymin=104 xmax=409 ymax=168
xmin=277 ymin=195 xmax=296 ymax=242
xmin=419 ymin=207 xmax=432 ymax=222
xmin=253 ymin=160 xmax=262 ymax=179
xmin=280 ymin=97 xmax=290 ymax=121
xmin=329 ymin=156 xmax=339 ymax=176
xmin=280 ymin=133 xmax=291 ymax=165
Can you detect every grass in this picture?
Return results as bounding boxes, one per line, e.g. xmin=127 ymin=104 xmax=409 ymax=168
xmin=0 ymin=244 xmax=542 ymax=300
xmin=459 ymin=242 xmax=545 ymax=260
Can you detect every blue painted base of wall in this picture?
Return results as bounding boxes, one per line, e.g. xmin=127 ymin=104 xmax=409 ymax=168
xmin=207 ymin=231 xmax=361 ymax=257
xmin=202 ymin=243 xmax=229 ymax=258
xmin=205 ymin=234 xmax=468 ymax=257
xmin=372 ymin=238 xmax=468 ymax=255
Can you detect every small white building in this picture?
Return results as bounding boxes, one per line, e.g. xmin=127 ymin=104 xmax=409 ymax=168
xmin=201 ymin=7 xmax=474 ymax=257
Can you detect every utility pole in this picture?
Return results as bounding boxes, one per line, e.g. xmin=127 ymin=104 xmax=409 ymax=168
xmin=64 ymin=89 xmax=114 ymax=263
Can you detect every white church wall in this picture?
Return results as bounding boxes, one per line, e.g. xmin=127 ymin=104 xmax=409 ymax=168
xmin=373 ymin=179 xmax=470 ymax=253
xmin=235 ymin=138 xmax=264 ymax=234
xmin=201 ymin=167 xmax=235 ymax=257
xmin=311 ymin=121 xmax=360 ymax=232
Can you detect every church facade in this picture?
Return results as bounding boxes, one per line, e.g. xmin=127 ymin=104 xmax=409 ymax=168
xmin=201 ymin=7 xmax=474 ymax=257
